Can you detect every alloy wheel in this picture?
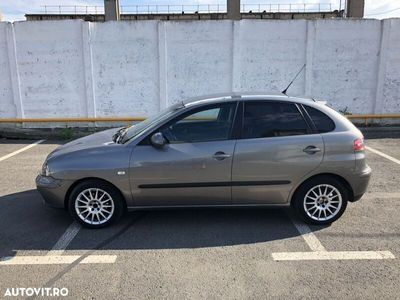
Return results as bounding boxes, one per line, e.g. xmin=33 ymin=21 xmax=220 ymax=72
xmin=303 ymin=184 xmax=342 ymax=222
xmin=74 ymin=188 xmax=115 ymax=225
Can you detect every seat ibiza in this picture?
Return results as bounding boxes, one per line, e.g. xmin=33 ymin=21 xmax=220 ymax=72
xmin=36 ymin=93 xmax=371 ymax=228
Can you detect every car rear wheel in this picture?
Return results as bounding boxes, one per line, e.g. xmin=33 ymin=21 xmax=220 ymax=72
xmin=69 ymin=180 xmax=124 ymax=229
xmin=293 ymin=176 xmax=348 ymax=225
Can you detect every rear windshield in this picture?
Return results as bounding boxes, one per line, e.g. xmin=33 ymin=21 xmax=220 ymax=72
xmin=304 ymin=105 xmax=335 ymax=133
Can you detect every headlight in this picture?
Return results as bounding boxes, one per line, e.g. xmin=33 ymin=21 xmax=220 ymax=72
xmin=41 ymin=162 xmax=51 ymax=177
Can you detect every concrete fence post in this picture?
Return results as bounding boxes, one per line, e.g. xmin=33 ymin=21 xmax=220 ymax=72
xmin=305 ymin=20 xmax=316 ymax=97
xmin=229 ymin=20 xmax=235 ymax=93
xmin=231 ymin=20 xmax=240 ymax=92
xmin=373 ymin=19 xmax=391 ymax=114
xmin=5 ymin=23 xmax=24 ymax=119
xmin=81 ymin=21 xmax=96 ymax=118
xmin=158 ymin=22 xmax=168 ymax=110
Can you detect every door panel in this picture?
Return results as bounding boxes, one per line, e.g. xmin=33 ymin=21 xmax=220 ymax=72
xmin=232 ymin=134 xmax=324 ymax=204
xmin=130 ymin=140 xmax=235 ymax=206
xmin=129 ymin=102 xmax=238 ymax=207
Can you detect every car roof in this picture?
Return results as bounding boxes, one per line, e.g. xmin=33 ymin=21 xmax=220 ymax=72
xmin=183 ymin=92 xmax=317 ymax=107
xmin=180 ymin=92 xmax=357 ymax=134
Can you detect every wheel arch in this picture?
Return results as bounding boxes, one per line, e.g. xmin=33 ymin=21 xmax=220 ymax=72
xmin=290 ymin=173 xmax=354 ymax=206
xmin=64 ymin=177 xmax=127 ymax=210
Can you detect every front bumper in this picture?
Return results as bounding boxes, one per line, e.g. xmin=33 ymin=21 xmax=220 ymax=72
xmin=349 ymin=165 xmax=372 ymax=202
xmin=36 ymin=175 xmax=69 ymax=209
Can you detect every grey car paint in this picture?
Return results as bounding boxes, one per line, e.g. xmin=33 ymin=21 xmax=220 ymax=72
xmin=37 ymin=128 xmax=133 ymax=208
xmin=232 ymin=134 xmax=324 ymax=204
xmin=36 ymin=93 xmax=371 ymax=212
xmin=130 ymin=140 xmax=236 ymax=206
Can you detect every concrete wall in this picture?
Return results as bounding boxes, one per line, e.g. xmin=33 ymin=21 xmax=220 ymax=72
xmin=0 ymin=19 xmax=399 ymax=126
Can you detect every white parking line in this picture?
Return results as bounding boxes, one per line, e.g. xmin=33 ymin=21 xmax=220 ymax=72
xmin=0 ymin=222 xmax=119 ymax=265
xmin=290 ymin=219 xmax=326 ymax=252
xmin=46 ymin=222 xmax=81 ymax=256
xmin=272 ymin=214 xmax=396 ymax=261
xmin=0 ymin=255 xmax=117 ymax=265
xmin=0 ymin=140 xmax=45 ymax=162
xmin=272 ymin=251 xmax=395 ymax=261
xmin=366 ymin=146 xmax=400 ymax=165
xmin=363 ymin=192 xmax=400 ymax=199
xmin=80 ymin=255 xmax=117 ymax=264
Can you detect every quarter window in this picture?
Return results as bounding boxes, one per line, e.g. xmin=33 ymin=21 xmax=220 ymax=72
xmin=243 ymin=102 xmax=309 ymax=139
xmin=160 ymin=103 xmax=236 ymax=143
xmin=304 ymin=106 xmax=335 ymax=133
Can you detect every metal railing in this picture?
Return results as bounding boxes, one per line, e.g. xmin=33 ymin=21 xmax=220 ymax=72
xmin=121 ymin=4 xmax=225 ymax=14
xmin=121 ymin=3 xmax=334 ymax=14
xmin=40 ymin=3 xmax=335 ymax=15
xmin=241 ymin=3 xmax=333 ymax=13
xmin=41 ymin=5 xmax=104 ymax=15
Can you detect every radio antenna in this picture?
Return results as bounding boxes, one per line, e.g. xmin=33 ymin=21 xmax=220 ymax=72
xmin=282 ymin=64 xmax=306 ymax=95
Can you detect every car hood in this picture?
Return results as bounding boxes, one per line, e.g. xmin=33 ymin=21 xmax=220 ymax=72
xmin=48 ymin=128 xmax=121 ymax=160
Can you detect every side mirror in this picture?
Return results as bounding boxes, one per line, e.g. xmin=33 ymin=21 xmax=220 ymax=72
xmin=150 ymin=132 xmax=167 ymax=148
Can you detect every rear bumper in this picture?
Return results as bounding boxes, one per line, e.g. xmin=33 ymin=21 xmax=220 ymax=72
xmin=36 ymin=175 xmax=69 ymax=209
xmin=349 ymin=165 xmax=372 ymax=202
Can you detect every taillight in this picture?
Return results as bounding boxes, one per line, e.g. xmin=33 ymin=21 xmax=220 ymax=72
xmin=354 ymin=138 xmax=365 ymax=151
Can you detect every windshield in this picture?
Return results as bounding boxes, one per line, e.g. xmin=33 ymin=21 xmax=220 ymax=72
xmin=121 ymin=102 xmax=184 ymax=143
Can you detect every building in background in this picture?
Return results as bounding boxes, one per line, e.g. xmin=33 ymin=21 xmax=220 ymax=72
xmin=25 ymin=2 xmax=345 ymax=22
xmin=24 ymin=0 xmax=367 ymax=22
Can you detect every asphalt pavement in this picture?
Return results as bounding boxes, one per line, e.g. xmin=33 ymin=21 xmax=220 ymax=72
xmin=0 ymin=138 xmax=399 ymax=299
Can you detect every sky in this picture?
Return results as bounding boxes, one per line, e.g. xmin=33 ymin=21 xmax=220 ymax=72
xmin=0 ymin=0 xmax=399 ymax=21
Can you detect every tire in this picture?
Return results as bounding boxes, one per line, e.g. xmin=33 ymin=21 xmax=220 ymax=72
xmin=69 ymin=180 xmax=125 ymax=229
xmin=292 ymin=176 xmax=348 ymax=225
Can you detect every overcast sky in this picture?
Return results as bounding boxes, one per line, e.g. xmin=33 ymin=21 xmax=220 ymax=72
xmin=1 ymin=0 xmax=399 ymax=21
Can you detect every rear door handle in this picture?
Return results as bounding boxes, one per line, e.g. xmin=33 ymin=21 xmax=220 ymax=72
xmin=213 ymin=151 xmax=231 ymax=160
xmin=303 ymin=145 xmax=321 ymax=154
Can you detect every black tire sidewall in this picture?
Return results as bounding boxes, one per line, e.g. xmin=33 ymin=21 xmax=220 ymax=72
xmin=294 ymin=176 xmax=348 ymax=225
xmin=69 ymin=180 xmax=124 ymax=229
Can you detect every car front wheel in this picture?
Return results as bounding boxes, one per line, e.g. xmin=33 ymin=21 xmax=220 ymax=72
xmin=293 ymin=176 xmax=348 ymax=225
xmin=69 ymin=180 xmax=124 ymax=228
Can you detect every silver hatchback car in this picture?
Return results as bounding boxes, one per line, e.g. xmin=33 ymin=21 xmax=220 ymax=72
xmin=36 ymin=93 xmax=371 ymax=228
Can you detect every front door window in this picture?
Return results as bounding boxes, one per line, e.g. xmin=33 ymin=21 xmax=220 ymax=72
xmin=161 ymin=103 xmax=236 ymax=143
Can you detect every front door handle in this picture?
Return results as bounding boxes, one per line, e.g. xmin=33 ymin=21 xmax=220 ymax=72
xmin=213 ymin=151 xmax=231 ymax=160
xmin=303 ymin=145 xmax=321 ymax=154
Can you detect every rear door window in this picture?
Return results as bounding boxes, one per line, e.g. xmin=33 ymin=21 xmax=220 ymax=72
xmin=242 ymin=102 xmax=309 ymax=139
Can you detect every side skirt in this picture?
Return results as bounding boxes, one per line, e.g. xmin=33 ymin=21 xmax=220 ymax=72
xmin=126 ymin=203 xmax=291 ymax=212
